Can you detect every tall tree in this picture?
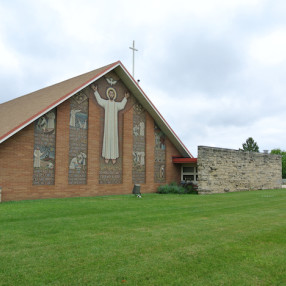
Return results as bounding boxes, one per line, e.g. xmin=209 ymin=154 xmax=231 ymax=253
xmin=271 ymin=149 xmax=286 ymax=179
xmin=241 ymin=137 xmax=259 ymax=152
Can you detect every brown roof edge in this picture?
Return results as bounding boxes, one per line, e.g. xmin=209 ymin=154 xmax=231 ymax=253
xmin=116 ymin=62 xmax=193 ymax=158
xmin=0 ymin=60 xmax=192 ymax=159
xmin=0 ymin=61 xmax=120 ymax=143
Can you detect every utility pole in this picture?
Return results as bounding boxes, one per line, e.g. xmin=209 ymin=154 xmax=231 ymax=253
xmin=129 ymin=40 xmax=138 ymax=78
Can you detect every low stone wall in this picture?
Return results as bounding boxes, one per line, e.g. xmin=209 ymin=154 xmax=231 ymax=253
xmin=197 ymin=146 xmax=282 ymax=194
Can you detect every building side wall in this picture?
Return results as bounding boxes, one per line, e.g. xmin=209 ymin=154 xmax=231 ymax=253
xmin=197 ymin=146 xmax=282 ymax=194
xmin=0 ymin=97 xmax=182 ymax=202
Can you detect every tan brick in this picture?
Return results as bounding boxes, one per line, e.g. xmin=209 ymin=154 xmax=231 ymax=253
xmin=0 ymin=94 xmax=182 ymax=202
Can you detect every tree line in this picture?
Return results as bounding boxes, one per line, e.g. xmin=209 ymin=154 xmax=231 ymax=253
xmin=241 ymin=137 xmax=286 ymax=179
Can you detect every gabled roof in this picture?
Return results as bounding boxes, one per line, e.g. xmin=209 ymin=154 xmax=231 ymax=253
xmin=0 ymin=61 xmax=192 ymax=157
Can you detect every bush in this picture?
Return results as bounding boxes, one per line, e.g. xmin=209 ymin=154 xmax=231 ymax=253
xmin=184 ymin=184 xmax=199 ymax=194
xmin=157 ymin=182 xmax=198 ymax=194
xmin=271 ymin=149 xmax=286 ymax=179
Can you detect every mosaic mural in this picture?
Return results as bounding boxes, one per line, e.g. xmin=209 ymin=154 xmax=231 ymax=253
xmin=91 ymin=71 xmax=134 ymax=184
xmin=132 ymin=102 xmax=146 ymax=183
xmin=33 ymin=109 xmax=56 ymax=185
xmin=154 ymin=123 xmax=166 ymax=183
xmin=68 ymin=91 xmax=88 ymax=185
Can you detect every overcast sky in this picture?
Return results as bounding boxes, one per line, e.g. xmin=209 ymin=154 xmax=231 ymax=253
xmin=1 ymin=0 xmax=286 ymax=156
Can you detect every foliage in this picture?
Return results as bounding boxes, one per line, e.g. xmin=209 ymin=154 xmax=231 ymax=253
xmin=271 ymin=149 xmax=286 ymax=179
xmin=157 ymin=182 xmax=186 ymax=194
xmin=181 ymin=181 xmax=199 ymax=194
xmin=241 ymin=137 xmax=259 ymax=152
xmin=0 ymin=191 xmax=285 ymax=285
xmin=157 ymin=182 xmax=198 ymax=194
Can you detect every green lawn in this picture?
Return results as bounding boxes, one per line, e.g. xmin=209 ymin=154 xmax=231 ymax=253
xmin=0 ymin=190 xmax=285 ymax=286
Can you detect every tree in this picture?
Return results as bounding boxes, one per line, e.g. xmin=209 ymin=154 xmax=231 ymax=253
xmin=271 ymin=149 xmax=286 ymax=179
xmin=241 ymin=137 xmax=259 ymax=152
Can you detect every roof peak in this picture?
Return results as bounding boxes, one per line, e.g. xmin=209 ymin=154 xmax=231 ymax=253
xmin=0 ymin=61 xmax=192 ymax=158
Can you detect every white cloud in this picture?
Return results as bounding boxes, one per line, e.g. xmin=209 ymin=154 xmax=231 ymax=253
xmin=249 ymin=28 xmax=286 ymax=65
xmin=0 ymin=0 xmax=286 ymax=154
xmin=0 ymin=38 xmax=20 ymax=72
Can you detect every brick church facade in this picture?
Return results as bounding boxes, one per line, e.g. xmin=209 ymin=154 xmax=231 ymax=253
xmin=0 ymin=61 xmax=193 ymax=202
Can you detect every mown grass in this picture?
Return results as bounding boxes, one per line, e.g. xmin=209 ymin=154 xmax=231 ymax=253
xmin=0 ymin=189 xmax=285 ymax=285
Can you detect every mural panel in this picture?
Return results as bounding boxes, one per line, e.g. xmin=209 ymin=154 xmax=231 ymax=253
xmin=33 ymin=109 xmax=56 ymax=185
xmin=132 ymin=102 xmax=146 ymax=183
xmin=154 ymin=123 xmax=166 ymax=183
xmin=68 ymin=91 xmax=88 ymax=185
xmin=91 ymin=71 xmax=134 ymax=184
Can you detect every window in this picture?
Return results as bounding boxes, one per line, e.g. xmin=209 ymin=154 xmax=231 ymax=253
xmin=183 ymin=167 xmax=194 ymax=173
xmin=181 ymin=164 xmax=198 ymax=183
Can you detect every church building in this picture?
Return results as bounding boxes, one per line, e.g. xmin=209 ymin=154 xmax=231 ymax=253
xmin=0 ymin=61 xmax=195 ymax=202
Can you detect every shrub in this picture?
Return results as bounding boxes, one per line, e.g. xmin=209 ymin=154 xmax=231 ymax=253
xmin=184 ymin=184 xmax=198 ymax=194
xmin=157 ymin=182 xmax=198 ymax=194
xmin=271 ymin=149 xmax=286 ymax=179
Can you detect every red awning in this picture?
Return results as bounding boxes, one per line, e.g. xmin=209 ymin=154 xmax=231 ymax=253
xmin=172 ymin=157 xmax=197 ymax=164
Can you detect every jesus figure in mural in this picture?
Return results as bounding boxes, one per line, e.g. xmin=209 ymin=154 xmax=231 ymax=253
xmin=91 ymin=84 xmax=129 ymax=164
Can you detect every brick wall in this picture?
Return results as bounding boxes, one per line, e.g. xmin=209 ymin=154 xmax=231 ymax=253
xmin=197 ymin=146 xmax=282 ymax=194
xmin=0 ymin=92 xmax=182 ymax=202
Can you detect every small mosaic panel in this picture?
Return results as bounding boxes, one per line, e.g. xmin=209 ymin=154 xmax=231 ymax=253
xmin=33 ymin=109 xmax=56 ymax=185
xmin=68 ymin=91 xmax=88 ymax=185
xmin=99 ymin=157 xmax=122 ymax=184
xmin=154 ymin=123 xmax=166 ymax=183
xmin=132 ymin=102 xmax=146 ymax=184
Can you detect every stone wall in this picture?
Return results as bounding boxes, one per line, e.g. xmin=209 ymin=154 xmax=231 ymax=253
xmin=197 ymin=146 xmax=282 ymax=194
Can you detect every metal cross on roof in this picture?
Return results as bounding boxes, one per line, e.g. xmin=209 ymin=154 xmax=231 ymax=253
xmin=129 ymin=40 xmax=138 ymax=78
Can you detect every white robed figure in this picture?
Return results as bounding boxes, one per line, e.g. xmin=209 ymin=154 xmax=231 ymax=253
xmin=34 ymin=147 xmax=43 ymax=168
xmin=69 ymin=156 xmax=79 ymax=169
xmin=91 ymin=84 xmax=129 ymax=164
xmin=46 ymin=111 xmax=55 ymax=130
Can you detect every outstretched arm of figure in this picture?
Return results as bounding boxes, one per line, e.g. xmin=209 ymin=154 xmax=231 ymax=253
xmin=117 ymin=96 xmax=128 ymax=111
xmin=116 ymin=91 xmax=129 ymax=111
xmin=91 ymin=84 xmax=106 ymax=107
xmin=91 ymin=84 xmax=97 ymax=92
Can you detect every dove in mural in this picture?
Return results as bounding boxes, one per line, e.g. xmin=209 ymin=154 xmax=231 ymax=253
xmin=106 ymin=77 xmax=117 ymax=86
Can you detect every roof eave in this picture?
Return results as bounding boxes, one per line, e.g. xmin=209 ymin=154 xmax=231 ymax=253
xmin=172 ymin=157 xmax=197 ymax=164
xmin=0 ymin=61 xmax=121 ymax=144
xmin=115 ymin=63 xmax=193 ymax=158
xmin=1 ymin=61 xmax=192 ymax=159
